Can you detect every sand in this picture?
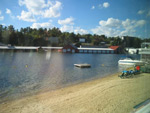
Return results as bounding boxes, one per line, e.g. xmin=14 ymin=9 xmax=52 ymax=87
xmin=0 ymin=72 xmax=150 ymax=113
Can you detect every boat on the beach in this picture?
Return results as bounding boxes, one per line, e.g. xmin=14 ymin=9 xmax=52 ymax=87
xmin=118 ymin=57 xmax=144 ymax=65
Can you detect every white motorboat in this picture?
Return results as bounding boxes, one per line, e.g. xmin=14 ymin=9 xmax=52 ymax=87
xmin=118 ymin=58 xmax=144 ymax=65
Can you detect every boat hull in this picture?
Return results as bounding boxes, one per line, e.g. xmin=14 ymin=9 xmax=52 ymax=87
xmin=118 ymin=60 xmax=144 ymax=65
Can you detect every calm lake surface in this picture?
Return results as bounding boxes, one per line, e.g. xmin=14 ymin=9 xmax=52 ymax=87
xmin=0 ymin=51 xmax=140 ymax=103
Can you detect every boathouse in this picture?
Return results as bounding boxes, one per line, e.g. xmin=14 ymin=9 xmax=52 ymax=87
xmin=62 ymin=44 xmax=79 ymax=53
xmin=78 ymin=47 xmax=114 ymax=54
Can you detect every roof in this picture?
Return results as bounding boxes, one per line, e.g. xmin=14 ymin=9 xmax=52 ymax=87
xmin=0 ymin=46 xmax=63 ymax=50
xmin=78 ymin=47 xmax=113 ymax=51
xmin=109 ymin=46 xmax=119 ymax=50
xmin=63 ymin=44 xmax=78 ymax=49
xmin=142 ymin=42 xmax=150 ymax=44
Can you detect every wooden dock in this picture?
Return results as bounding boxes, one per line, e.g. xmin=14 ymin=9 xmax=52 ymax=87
xmin=74 ymin=64 xmax=91 ymax=68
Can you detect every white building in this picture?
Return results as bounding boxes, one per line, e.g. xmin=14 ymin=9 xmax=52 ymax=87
xmin=125 ymin=48 xmax=139 ymax=54
xmin=79 ymin=38 xmax=86 ymax=43
xmin=139 ymin=42 xmax=150 ymax=63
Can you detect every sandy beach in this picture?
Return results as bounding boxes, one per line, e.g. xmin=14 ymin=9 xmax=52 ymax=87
xmin=0 ymin=72 xmax=150 ymax=113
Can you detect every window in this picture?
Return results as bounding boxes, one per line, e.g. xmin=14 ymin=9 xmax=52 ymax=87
xmin=63 ymin=49 xmax=66 ymax=52
xmin=98 ymin=50 xmax=101 ymax=53
xmin=79 ymin=50 xmax=83 ymax=53
xmin=111 ymin=51 xmax=114 ymax=54
xmin=84 ymin=50 xmax=88 ymax=53
xmin=89 ymin=50 xmax=92 ymax=53
xmin=72 ymin=49 xmax=75 ymax=53
xmin=93 ymin=50 xmax=97 ymax=53
xmin=67 ymin=49 xmax=70 ymax=51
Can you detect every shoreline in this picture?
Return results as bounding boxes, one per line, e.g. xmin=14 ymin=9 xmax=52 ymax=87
xmin=0 ymin=72 xmax=150 ymax=113
xmin=0 ymin=71 xmax=121 ymax=104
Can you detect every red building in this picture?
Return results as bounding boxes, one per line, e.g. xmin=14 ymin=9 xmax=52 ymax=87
xmin=62 ymin=44 xmax=79 ymax=53
xmin=109 ymin=46 xmax=121 ymax=54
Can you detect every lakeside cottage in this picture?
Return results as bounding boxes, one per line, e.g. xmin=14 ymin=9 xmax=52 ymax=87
xmin=62 ymin=44 xmax=79 ymax=53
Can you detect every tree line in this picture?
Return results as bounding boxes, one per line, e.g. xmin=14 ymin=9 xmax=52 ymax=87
xmin=0 ymin=24 xmax=150 ymax=48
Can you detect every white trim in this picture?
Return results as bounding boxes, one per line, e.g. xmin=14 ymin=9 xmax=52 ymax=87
xmin=78 ymin=47 xmax=113 ymax=51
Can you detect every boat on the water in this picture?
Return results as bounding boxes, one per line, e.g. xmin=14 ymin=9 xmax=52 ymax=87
xmin=118 ymin=57 xmax=144 ymax=65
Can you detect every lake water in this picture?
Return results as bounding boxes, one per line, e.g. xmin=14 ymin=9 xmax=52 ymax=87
xmin=0 ymin=51 xmax=140 ymax=103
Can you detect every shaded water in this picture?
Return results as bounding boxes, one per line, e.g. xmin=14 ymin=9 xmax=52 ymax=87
xmin=0 ymin=51 xmax=139 ymax=102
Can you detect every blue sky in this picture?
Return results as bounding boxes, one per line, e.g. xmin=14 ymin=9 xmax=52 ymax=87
xmin=0 ymin=0 xmax=150 ymax=38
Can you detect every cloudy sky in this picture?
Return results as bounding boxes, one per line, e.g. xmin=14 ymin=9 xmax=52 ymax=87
xmin=0 ymin=0 xmax=150 ymax=38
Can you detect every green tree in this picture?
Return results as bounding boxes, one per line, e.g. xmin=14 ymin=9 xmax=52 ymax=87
xmin=17 ymin=32 xmax=25 ymax=46
xmin=33 ymin=38 xmax=48 ymax=46
xmin=2 ymin=30 xmax=9 ymax=44
xmin=8 ymin=25 xmax=15 ymax=33
xmin=111 ymin=37 xmax=122 ymax=46
xmin=133 ymin=38 xmax=141 ymax=48
xmin=0 ymin=25 xmax=3 ymax=42
xmin=9 ymin=32 xmax=18 ymax=46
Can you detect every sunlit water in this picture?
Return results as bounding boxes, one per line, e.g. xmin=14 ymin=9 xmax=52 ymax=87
xmin=0 ymin=51 xmax=140 ymax=103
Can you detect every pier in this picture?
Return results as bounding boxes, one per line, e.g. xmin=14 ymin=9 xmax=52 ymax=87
xmin=0 ymin=46 xmax=63 ymax=51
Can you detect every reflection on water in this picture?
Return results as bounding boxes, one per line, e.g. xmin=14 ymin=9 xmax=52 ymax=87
xmin=0 ymin=51 xmax=139 ymax=102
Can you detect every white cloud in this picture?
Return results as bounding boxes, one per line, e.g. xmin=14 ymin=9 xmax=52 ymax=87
xmin=18 ymin=0 xmax=62 ymax=22
xmin=91 ymin=26 xmax=120 ymax=37
xmin=98 ymin=2 xmax=110 ymax=9
xmin=1 ymin=23 xmax=6 ymax=26
xmin=0 ymin=10 xmax=4 ymax=21
xmin=91 ymin=6 xmax=95 ymax=10
xmin=6 ymin=8 xmax=11 ymax=14
xmin=122 ymin=19 xmax=146 ymax=30
xmin=103 ymin=2 xmax=110 ymax=8
xmin=122 ymin=19 xmax=135 ymax=30
xmin=60 ymin=25 xmax=74 ymax=33
xmin=0 ymin=16 xmax=4 ymax=21
xmin=58 ymin=17 xmax=74 ymax=25
xmin=58 ymin=16 xmax=88 ymax=34
xmin=91 ymin=18 xmax=146 ymax=37
xmin=19 ymin=0 xmax=46 ymax=15
xmin=60 ymin=25 xmax=88 ymax=34
xmin=6 ymin=8 xmax=15 ymax=19
xmin=43 ymin=1 xmax=62 ymax=18
xmin=17 ymin=10 xmax=36 ymax=22
xmin=74 ymin=27 xmax=88 ymax=34
xmin=136 ymin=20 xmax=146 ymax=27
xmin=99 ymin=18 xmax=121 ymax=28
xmin=137 ymin=10 xmax=145 ymax=15
xmin=121 ymin=19 xmax=146 ymax=36
xmin=31 ymin=22 xmax=53 ymax=29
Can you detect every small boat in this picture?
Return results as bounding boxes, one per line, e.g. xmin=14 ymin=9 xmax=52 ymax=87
xmin=74 ymin=64 xmax=91 ymax=68
xmin=118 ymin=57 xmax=144 ymax=65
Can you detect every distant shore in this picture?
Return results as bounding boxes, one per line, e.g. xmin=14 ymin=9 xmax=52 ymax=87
xmin=0 ymin=72 xmax=150 ymax=113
